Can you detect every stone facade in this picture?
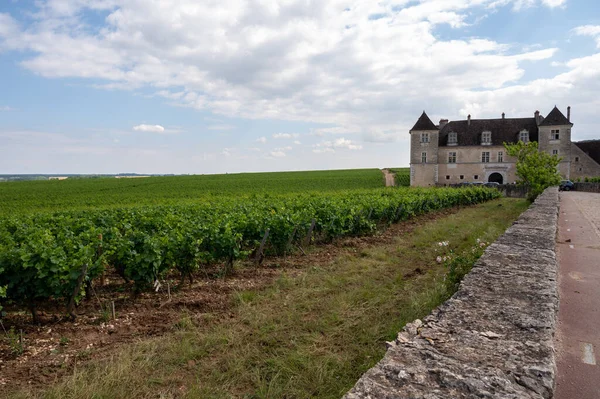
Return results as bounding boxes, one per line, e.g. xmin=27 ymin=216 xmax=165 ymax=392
xmin=570 ymin=142 xmax=600 ymax=179
xmin=409 ymin=107 xmax=600 ymax=187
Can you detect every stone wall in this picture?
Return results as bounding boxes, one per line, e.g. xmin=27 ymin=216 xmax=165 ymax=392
xmin=574 ymin=182 xmax=600 ymax=193
xmin=344 ymin=187 xmax=559 ymax=399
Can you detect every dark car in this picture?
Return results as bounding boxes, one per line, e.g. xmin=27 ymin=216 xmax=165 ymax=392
xmin=484 ymin=182 xmax=500 ymax=188
xmin=559 ymin=180 xmax=575 ymax=191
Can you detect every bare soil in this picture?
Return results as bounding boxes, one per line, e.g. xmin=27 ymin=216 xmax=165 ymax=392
xmin=0 ymin=207 xmax=457 ymax=391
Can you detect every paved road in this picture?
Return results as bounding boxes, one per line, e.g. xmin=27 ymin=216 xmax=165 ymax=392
xmin=555 ymin=191 xmax=600 ymax=399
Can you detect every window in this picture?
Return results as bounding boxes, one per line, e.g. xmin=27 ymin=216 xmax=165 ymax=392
xmin=551 ymin=129 xmax=560 ymax=140
xmin=498 ymin=151 xmax=503 ymax=163
xmin=552 ymin=149 xmax=559 ymax=155
xmin=519 ymin=130 xmax=529 ymax=143
xmin=575 ymin=157 xmax=579 ymax=162
xmin=446 ymin=175 xmax=450 ymax=180
xmin=460 ymin=175 xmax=464 ymax=180
xmin=481 ymin=131 xmax=492 ymax=145
xmin=579 ymin=168 xmax=583 ymax=172
xmin=421 ymin=152 xmax=427 ymax=163
xmin=448 ymin=132 xmax=457 ymax=145
xmin=421 ymin=133 xmax=430 ymax=143
xmin=474 ymin=175 xmax=479 ymax=180
xmin=448 ymin=152 xmax=457 ymax=163
xmin=482 ymin=151 xmax=490 ymax=163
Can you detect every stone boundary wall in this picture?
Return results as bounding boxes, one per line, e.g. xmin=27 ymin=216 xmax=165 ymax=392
xmin=574 ymin=182 xmax=600 ymax=193
xmin=497 ymin=184 xmax=529 ymax=198
xmin=344 ymin=187 xmax=559 ymax=399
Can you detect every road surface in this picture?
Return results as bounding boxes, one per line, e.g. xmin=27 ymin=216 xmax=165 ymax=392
xmin=555 ymin=191 xmax=600 ymax=399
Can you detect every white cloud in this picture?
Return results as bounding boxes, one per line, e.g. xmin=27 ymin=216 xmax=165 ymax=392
xmin=269 ymin=151 xmax=286 ymax=158
xmin=0 ymin=106 xmax=14 ymax=111
xmin=0 ymin=0 xmax=568 ymax=139
xmin=1 ymin=0 xmax=596 ymax=161
xmin=573 ymin=25 xmax=600 ymax=48
xmin=541 ymin=0 xmax=567 ymax=8
xmin=313 ymin=137 xmax=363 ymax=153
xmin=133 ymin=124 xmax=166 ymax=133
xmin=272 ymin=133 xmax=299 ymax=139
xmin=275 ymin=146 xmax=293 ymax=152
xmin=293 ymin=140 xmax=301 ymax=145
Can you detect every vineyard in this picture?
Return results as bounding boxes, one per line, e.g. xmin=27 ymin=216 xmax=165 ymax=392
xmin=0 ymin=169 xmax=385 ymax=216
xmin=0 ymin=181 xmax=500 ymax=321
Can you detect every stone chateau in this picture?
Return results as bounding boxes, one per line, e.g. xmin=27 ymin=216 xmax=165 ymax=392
xmin=409 ymin=106 xmax=600 ymax=187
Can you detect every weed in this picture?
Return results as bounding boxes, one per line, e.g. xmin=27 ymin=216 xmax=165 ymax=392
xmin=4 ymin=326 xmax=24 ymax=356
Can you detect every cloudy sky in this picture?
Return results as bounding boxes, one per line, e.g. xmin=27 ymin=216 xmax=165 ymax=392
xmin=1 ymin=0 xmax=599 ymax=174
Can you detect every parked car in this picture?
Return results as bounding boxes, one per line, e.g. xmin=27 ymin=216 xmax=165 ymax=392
xmin=559 ymin=180 xmax=575 ymax=191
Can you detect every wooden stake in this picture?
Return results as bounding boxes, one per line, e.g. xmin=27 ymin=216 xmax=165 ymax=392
xmin=111 ymin=301 xmax=116 ymax=320
xmin=256 ymin=228 xmax=270 ymax=264
xmin=67 ymin=263 xmax=89 ymax=319
xmin=303 ymin=219 xmax=316 ymax=248
xmin=167 ymin=282 xmax=171 ymax=301
xmin=285 ymin=226 xmax=298 ymax=257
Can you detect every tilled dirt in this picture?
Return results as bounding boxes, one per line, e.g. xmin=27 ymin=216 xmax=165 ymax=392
xmin=0 ymin=207 xmax=457 ymax=391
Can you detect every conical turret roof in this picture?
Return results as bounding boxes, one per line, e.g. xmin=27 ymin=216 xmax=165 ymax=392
xmin=410 ymin=111 xmax=438 ymax=131
xmin=539 ymin=106 xmax=572 ymax=126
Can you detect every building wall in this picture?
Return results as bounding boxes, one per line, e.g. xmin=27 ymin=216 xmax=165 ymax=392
xmin=436 ymin=146 xmax=517 ymax=185
xmin=538 ymin=124 xmax=572 ymax=179
xmin=570 ymin=144 xmax=600 ymax=179
xmin=409 ymin=129 xmax=439 ymax=187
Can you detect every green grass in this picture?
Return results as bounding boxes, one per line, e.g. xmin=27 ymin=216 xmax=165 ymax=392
xmin=0 ymin=169 xmax=385 ymax=216
xmin=8 ymin=197 xmax=529 ymax=399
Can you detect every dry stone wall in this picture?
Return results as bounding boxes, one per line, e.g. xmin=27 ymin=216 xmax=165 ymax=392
xmin=344 ymin=187 xmax=560 ymax=399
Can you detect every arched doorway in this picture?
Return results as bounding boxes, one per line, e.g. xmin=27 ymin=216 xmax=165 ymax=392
xmin=488 ymin=172 xmax=503 ymax=184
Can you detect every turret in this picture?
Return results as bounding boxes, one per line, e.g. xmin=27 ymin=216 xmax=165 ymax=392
xmin=538 ymin=106 xmax=573 ymax=178
xmin=409 ymin=111 xmax=439 ymax=186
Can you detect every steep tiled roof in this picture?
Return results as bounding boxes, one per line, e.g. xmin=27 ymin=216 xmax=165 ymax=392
xmin=438 ymin=117 xmax=539 ymax=146
xmin=574 ymin=140 xmax=600 ymax=166
xmin=410 ymin=111 xmax=438 ymax=131
xmin=538 ymin=106 xmax=572 ymax=126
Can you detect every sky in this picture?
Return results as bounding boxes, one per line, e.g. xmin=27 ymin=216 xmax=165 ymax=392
xmin=0 ymin=0 xmax=599 ymax=175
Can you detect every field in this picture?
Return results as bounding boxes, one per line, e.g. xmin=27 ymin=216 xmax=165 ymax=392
xmin=0 ymin=169 xmax=386 ymax=215
xmin=0 ymin=168 xmax=524 ymax=397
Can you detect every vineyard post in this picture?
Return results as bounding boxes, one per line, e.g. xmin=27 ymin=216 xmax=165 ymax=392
xmin=284 ymin=226 xmax=297 ymax=257
xmin=256 ymin=228 xmax=270 ymax=265
xmin=67 ymin=263 xmax=89 ymax=319
xmin=111 ymin=301 xmax=116 ymax=320
xmin=302 ymin=219 xmax=316 ymax=248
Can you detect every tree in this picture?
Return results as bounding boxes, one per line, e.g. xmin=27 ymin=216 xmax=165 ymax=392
xmin=504 ymin=141 xmax=562 ymax=201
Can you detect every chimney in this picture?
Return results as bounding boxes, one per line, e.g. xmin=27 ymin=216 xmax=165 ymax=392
xmin=467 ymin=114 xmax=471 ymax=126
xmin=534 ymin=110 xmax=540 ymax=125
xmin=567 ymin=106 xmax=571 ymax=122
xmin=502 ymin=112 xmax=505 ymax=119
xmin=439 ymin=119 xmax=448 ymax=130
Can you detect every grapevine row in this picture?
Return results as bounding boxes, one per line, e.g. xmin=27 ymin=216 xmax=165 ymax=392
xmin=0 ymin=187 xmax=500 ymax=319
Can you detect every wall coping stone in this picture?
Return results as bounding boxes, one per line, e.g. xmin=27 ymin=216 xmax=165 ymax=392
xmin=344 ymin=187 xmax=559 ymax=399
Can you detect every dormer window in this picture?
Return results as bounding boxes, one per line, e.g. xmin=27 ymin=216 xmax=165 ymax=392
xmin=551 ymin=129 xmax=560 ymax=140
xmin=519 ymin=130 xmax=529 ymax=143
xmin=481 ymin=131 xmax=492 ymax=145
xmin=448 ymin=132 xmax=457 ymax=145
xmin=421 ymin=133 xmax=430 ymax=143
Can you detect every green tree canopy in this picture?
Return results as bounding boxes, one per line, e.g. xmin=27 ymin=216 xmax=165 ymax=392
xmin=504 ymin=141 xmax=562 ymax=201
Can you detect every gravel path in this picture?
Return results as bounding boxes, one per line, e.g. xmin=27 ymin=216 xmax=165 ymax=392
xmin=381 ymin=169 xmax=395 ymax=187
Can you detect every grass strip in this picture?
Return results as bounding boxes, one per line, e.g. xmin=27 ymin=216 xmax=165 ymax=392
xmin=10 ymin=197 xmax=528 ymax=399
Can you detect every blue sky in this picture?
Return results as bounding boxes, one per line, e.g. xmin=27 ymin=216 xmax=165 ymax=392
xmin=1 ymin=0 xmax=599 ymax=174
